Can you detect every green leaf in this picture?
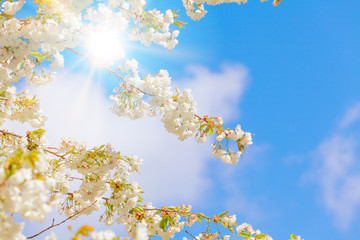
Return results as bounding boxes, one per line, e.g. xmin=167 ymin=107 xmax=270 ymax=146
xmin=168 ymin=217 xmax=174 ymax=225
xmin=33 ymin=129 xmax=46 ymax=136
xmin=199 ymin=124 xmax=207 ymax=130
xmin=220 ymin=220 xmax=226 ymax=228
xmin=98 ymin=145 xmax=105 ymax=150
xmin=198 ymin=213 xmax=206 ymax=218
xmin=196 ymin=214 xmax=203 ymax=223
xmin=172 ymin=9 xmax=180 ymax=18
xmin=27 ymin=151 xmax=40 ymax=168
xmin=228 ymin=227 xmax=235 ymax=235
xmin=132 ymin=207 xmax=144 ymax=213
xmin=290 ymin=234 xmax=296 ymax=240
xmin=107 ymin=204 xmax=114 ymax=211
xmin=30 ymin=51 xmax=43 ymax=59
xmin=174 ymin=20 xmax=187 ymax=29
xmin=239 ymin=232 xmax=251 ymax=238
xmin=204 ymin=127 xmax=209 ymax=134
xmin=209 ymin=127 xmax=214 ymax=136
xmin=219 ymin=211 xmax=229 ymax=218
xmin=255 ymin=234 xmax=268 ymax=239
xmin=29 ymin=51 xmax=53 ymax=63
xmin=159 ymin=217 xmax=168 ymax=230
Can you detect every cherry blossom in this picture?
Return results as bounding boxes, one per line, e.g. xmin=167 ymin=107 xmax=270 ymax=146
xmin=0 ymin=0 xmax=304 ymax=240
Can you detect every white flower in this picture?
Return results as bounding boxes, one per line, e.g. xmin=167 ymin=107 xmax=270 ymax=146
xmin=45 ymin=232 xmax=57 ymax=240
xmin=2 ymin=0 xmax=25 ymax=15
xmin=240 ymin=132 xmax=253 ymax=146
xmin=221 ymin=154 xmax=231 ymax=164
xmin=235 ymin=124 xmax=244 ymax=135
xmin=50 ymin=52 xmax=64 ymax=69
xmin=135 ymin=222 xmax=148 ymax=240
xmin=212 ymin=148 xmax=226 ymax=158
xmin=197 ymin=134 xmax=207 ymax=143
xmin=0 ymin=214 xmax=26 ymax=240
xmin=164 ymin=10 xmax=174 ymax=24
xmin=236 ymin=223 xmax=255 ymax=235
xmin=216 ymin=132 xmax=226 ymax=141
xmin=222 ymin=215 xmax=236 ymax=227
xmin=91 ymin=230 xmax=116 ymax=240
xmin=223 ymin=235 xmax=230 ymax=240
xmin=125 ymin=58 xmax=138 ymax=72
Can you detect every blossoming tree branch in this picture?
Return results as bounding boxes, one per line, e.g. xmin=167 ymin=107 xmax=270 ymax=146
xmin=0 ymin=0 xmax=300 ymax=239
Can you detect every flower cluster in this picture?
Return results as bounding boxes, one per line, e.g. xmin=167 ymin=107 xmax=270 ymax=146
xmin=212 ymin=124 xmax=253 ymax=165
xmin=0 ymin=87 xmax=47 ymax=127
xmin=0 ymin=130 xmax=270 ymax=240
xmin=110 ymin=58 xmax=252 ymax=163
xmin=0 ymin=0 xmax=299 ymax=239
xmin=51 ymin=138 xmax=144 ymax=221
xmin=0 ymin=133 xmax=61 ymax=239
xmin=182 ymin=0 xmax=280 ymax=21
xmin=127 ymin=8 xmax=180 ymax=50
xmin=236 ymin=223 xmax=269 ymax=240
xmin=0 ymin=129 xmax=146 ymax=239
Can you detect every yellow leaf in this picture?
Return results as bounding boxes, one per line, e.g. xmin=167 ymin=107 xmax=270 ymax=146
xmin=81 ymin=225 xmax=95 ymax=232
xmin=34 ymin=0 xmax=53 ymax=6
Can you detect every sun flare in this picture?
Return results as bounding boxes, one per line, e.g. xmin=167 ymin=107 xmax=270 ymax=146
xmin=85 ymin=25 xmax=125 ymax=67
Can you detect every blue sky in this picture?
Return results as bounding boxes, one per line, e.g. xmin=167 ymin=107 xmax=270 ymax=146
xmin=123 ymin=1 xmax=360 ymax=238
xmin=8 ymin=0 xmax=360 ymax=239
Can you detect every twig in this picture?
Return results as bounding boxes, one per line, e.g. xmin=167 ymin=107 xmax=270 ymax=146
xmin=69 ymin=176 xmax=83 ymax=181
xmin=55 ymin=191 xmax=109 ymax=202
xmin=65 ymin=47 xmax=153 ymax=96
xmin=0 ymin=130 xmax=23 ymax=138
xmin=44 ymin=149 xmax=65 ymax=159
xmin=117 ymin=6 xmax=136 ymax=17
xmin=186 ymin=230 xmax=196 ymax=239
xmin=27 ymin=201 xmax=97 ymax=239
xmin=1 ymin=129 xmax=66 ymax=159
xmin=194 ymin=114 xmax=203 ymax=121
xmin=143 ymin=208 xmax=212 ymax=220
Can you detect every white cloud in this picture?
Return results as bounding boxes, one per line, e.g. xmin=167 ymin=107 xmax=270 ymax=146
xmin=176 ymin=63 xmax=249 ymax=121
xmin=305 ymin=103 xmax=360 ymax=229
xmin=340 ymin=103 xmax=360 ymax=129
xmin=311 ymin=136 xmax=359 ymax=229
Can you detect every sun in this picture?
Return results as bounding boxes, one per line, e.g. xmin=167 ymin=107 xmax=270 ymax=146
xmin=85 ymin=25 xmax=125 ymax=67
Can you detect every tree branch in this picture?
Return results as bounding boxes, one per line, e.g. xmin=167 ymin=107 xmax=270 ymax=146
xmin=69 ymin=176 xmax=83 ymax=181
xmin=44 ymin=149 xmax=65 ymax=159
xmin=55 ymin=191 xmax=109 ymax=202
xmin=65 ymin=47 xmax=154 ymax=96
xmin=143 ymin=208 xmax=212 ymax=220
xmin=0 ymin=129 xmax=23 ymax=138
xmin=27 ymin=201 xmax=97 ymax=239
xmin=1 ymin=129 xmax=67 ymax=159
xmin=186 ymin=230 xmax=196 ymax=239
